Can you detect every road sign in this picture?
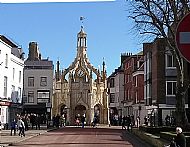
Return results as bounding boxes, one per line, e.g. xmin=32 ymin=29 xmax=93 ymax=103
xmin=176 ymin=12 xmax=190 ymax=63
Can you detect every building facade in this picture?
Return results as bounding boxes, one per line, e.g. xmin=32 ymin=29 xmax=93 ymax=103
xmin=143 ymin=38 xmax=189 ymax=126
xmin=53 ymin=26 xmax=108 ymax=125
xmin=123 ymin=52 xmax=145 ymax=125
xmin=0 ymin=35 xmax=24 ymax=127
xmin=23 ymin=42 xmax=53 ymax=119
xmin=107 ymin=54 xmax=128 ymax=125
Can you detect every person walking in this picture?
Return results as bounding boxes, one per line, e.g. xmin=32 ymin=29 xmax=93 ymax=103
xmin=10 ymin=119 xmax=17 ymax=136
xmin=35 ymin=114 xmax=41 ymax=130
xmin=165 ymin=127 xmax=186 ymax=147
xmin=121 ymin=116 xmax=126 ymax=130
xmin=60 ymin=114 xmax=66 ymax=127
xmin=92 ymin=116 xmax=98 ymax=128
xmin=173 ymin=127 xmax=186 ymax=147
xmin=17 ymin=117 xmax=25 ymax=137
xmin=81 ymin=115 xmax=85 ymax=128
xmin=55 ymin=114 xmax=60 ymax=128
xmin=126 ymin=115 xmax=131 ymax=131
xmin=76 ymin=118 xmax=80 ymax=127
xmin=30 ymin=114 xmax=35 ymax=129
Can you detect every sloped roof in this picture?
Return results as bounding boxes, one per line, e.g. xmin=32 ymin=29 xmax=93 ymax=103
xmin=0 ymin=35 xmax=18 ymax=48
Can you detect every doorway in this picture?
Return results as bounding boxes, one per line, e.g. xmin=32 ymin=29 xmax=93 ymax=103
xmin=94 ymin=104 xmax=101 ymax=123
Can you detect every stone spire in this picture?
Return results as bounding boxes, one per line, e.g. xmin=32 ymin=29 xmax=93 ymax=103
xmin=63 ymin=18 xmax=100 ymax=77
xmin=55 ymin=60 xmax=60 ymax=81
xmin=102 ymin=58 xmax=106 ymax=81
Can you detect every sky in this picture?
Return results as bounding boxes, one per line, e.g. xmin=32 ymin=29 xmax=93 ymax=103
xmin=0 ymin=0 xmax=142 ymax=76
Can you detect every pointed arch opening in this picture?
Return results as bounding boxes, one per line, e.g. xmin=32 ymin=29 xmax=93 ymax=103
xmin=94 ymin=104 xmax=101 ymax=123
xmin=75 ymin=105 xmax=86 ymax=119
xmin=60 ymin=104 xmax=68 ymax=122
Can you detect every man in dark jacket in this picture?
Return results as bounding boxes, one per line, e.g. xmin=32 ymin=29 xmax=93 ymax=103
xmin=81 ymin=115 xmax=85 ymax=128
xmin=165 ymin=127 xmax=186 ymax=147
xmin=174 ymin=127 xmax=186 ymax=147
xmin=10 ymin=119 xmax=17 ymax=136
xmin=35 ymin=114 xmax=41 ymax=130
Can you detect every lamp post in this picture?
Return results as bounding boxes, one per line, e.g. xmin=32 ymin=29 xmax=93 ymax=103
xmin=0 ymin=103 xmax=2 ymax=131
xmin=46 ymin=102 xmax=51 ymax=128
xmin=138 ymin=103 xmax=141 ymax=126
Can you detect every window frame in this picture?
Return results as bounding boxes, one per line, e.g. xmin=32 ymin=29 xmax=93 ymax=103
xmin=40 ymin=77 xmax=47 ymax=87
xmin=110 ymin=78 xmax=115 ymax=88
xmin=28 ymin=77 xmax=34 ymax=87
xmin=28 ymin=91 xmax=34 ymax=103
xmin=110 ymin=93 xmax=115 ymax=103
xmin=5 ymin=53 xmax=8 ymax=68
xmin=19 ymin=71 xmax=21 ymax=83
xmin=13 ymin=68 xmax=15 ymax=80
xmin=165 ymin=50 xmax=176 ymax=69
xmin=166 ymin=81 xmax=177 ymax=96
xmin=4 ymin=76 xmax=7 ymax=97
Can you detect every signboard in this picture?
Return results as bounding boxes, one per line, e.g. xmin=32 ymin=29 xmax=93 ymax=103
xmin=176 ymin=12 xmax=190 ymax=62
xmin=46 ymin=102 xmax=52 ymax=108
xmin=37 ymin=98 xmax=49 ymax=103
xmin=0 ymin=101 xmax=11 ymax=106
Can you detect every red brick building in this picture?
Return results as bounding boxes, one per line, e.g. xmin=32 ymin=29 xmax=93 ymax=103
xmin=123 ymin=52 xmax=145 ymax=125
xmin=143 ymin=38 xmax=190 ymax=126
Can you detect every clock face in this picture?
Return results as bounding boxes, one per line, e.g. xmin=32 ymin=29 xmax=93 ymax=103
xmin=77 ymin=69 xmax=84 ymax=77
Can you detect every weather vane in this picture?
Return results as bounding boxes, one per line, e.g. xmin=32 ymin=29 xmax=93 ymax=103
xmin=80 ymin=16 xmax=85 ymax=28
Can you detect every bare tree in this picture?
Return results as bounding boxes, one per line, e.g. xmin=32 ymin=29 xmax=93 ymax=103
xmin=128 ymin=0 xmax=190 ymax=127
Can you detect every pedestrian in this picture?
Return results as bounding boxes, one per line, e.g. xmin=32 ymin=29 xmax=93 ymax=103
xmin=165 ymin=127 xmax=186 ymax=147
xmin=81 ymin=115 xmax=85 ymax=128
xmin=22 ymin=116 xmax=28 ymax=131
xmin=114 ymin=114 xmax=119 ymax=126
xmin=10 ymin=119 xmax=17 ymax=136
xmin=144 ymin=116 xmax=148 ymax=126
xmin=55 ymin=114 xmax=60 ymax=128
xmin=52 ymin=115 xmax=56 ymax=127
xmin=121 ymin=116 xmax=126 ymax=130
xmin=92 ymin=116 xmax=98 ymax=128
xmin=17 ymin=117 xmax=25 ymax=137
xmin=35 ymin=114 xmax=41 ymax=130
xmin=126 ymin=115 xmax=131 ymax=131
xmin=30 ymin=114 xmax=35 ymax=129
xmin=174 ymin=127 xmax=186 ymax=147
xmin=165 ymin=115 xmax=170 ymax=126
xmin=119 ymin=115 xmax=122 ymax=126
xmin=60 ymin=114 xmax=66 ymax=127
xmin=76 ymin=118 xmax=80 ymax=127
xmin=136 ymin=116 xmax=140 ymax=127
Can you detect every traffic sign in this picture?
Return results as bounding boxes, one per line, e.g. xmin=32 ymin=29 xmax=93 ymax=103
xmin=176 ymin=12 xmax=190 ymax=63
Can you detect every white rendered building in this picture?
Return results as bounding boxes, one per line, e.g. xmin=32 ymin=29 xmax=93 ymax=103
xmin=0 ymin=35 xmax=24 ymax=127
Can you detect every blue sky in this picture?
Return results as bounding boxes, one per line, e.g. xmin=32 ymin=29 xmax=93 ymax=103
xmin=0 ymin=0 xmax=142 ymax=76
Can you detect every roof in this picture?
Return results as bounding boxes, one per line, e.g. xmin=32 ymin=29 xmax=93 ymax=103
xmin=136 ymin=51 xmax=143 ymax=55
xmin=78 ymin=26 xmax=87 ymax=36
xmin=0 ymin=35 xmax=18 ymax=48
xmin=108 ymin=66 xmax=124 ymax=78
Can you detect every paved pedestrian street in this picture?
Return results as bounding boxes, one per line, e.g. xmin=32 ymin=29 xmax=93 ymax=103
xmin=0 ymin=128 xmax=48 ymax=147
xmin=0 ymin=126 xmax=151 ymax=147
